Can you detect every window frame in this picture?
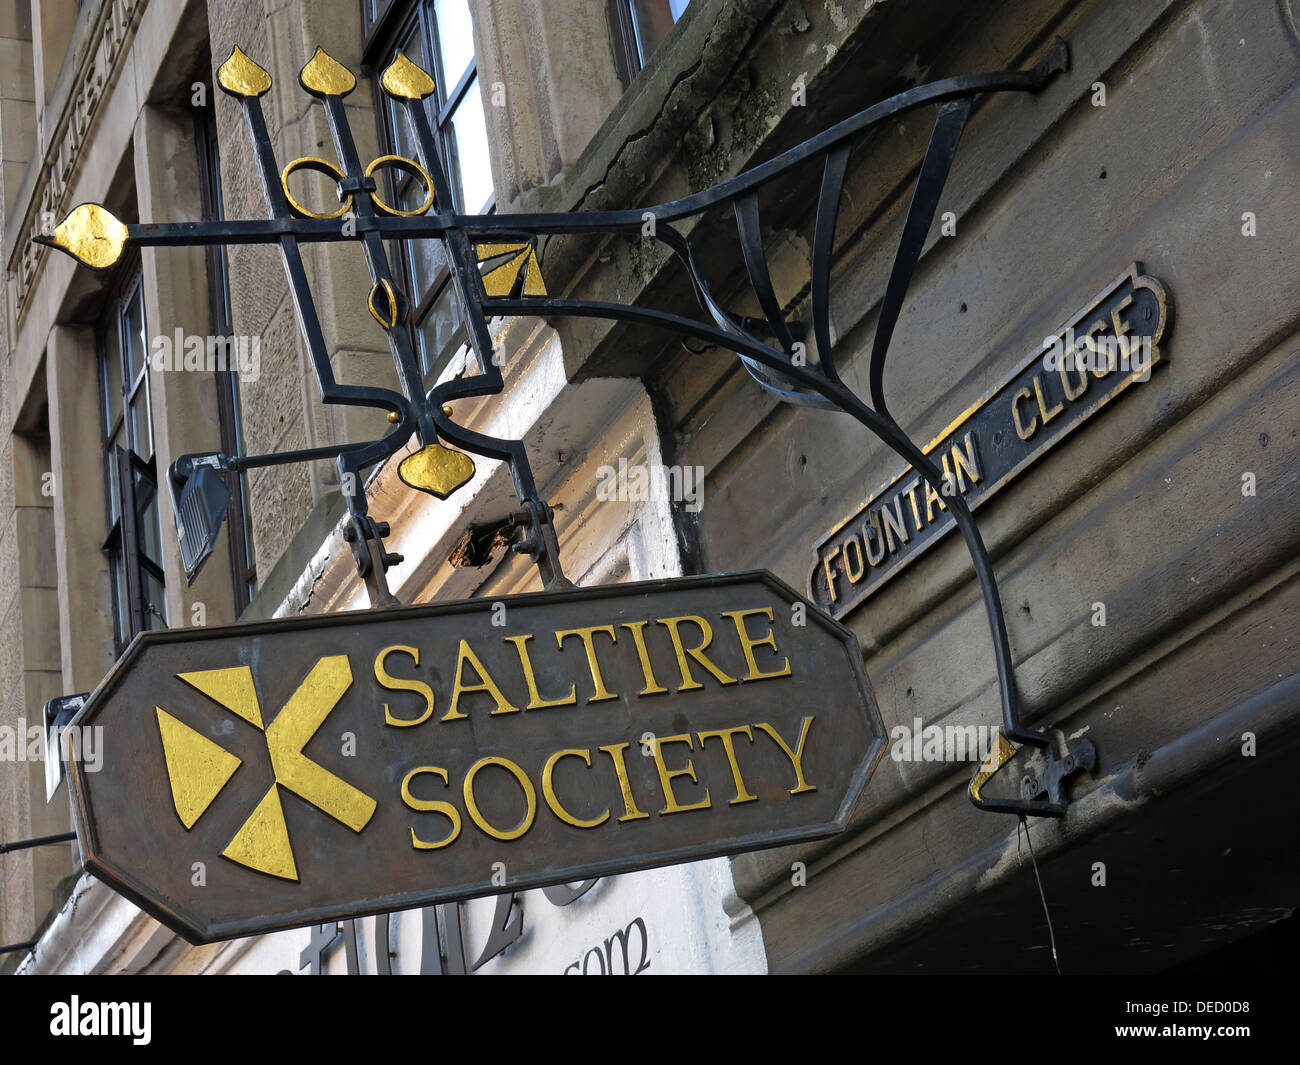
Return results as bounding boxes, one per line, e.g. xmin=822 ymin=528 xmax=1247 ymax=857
xmin=363 ymin=0 xmax=492 ymax=380
xmin=607 ymin=0 xmax=692 ymax=87
xmin=194 ymin=103 xmax=258 ymax=613
xmin=96 ymin=257 xmax=167 ymax=651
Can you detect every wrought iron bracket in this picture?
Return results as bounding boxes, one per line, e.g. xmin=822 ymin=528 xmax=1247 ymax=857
xmin=37 ymin=38 xmax=1093 ymax=815
xmin=506 ymin=500 xmax=573 ymax=592
xmin=342 ymin=515 xmax=401 ymax=609
xmin=971 ymin=730 xmax=1097 ymax=817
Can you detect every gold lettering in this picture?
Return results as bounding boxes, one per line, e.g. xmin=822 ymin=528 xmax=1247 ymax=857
xmin=554 ymin=625 xmax=619 ymax=703
xmin=863 ymin=512 xmax=886 ymax=565
xmin=656 ymin=616 xmax=737 ymax=691
xmin=880 ymin=496 xmax=909 ymax=553
xmin=821 ymin=547 xmax=842 ymax=602
xmin=650 ymin=733 xmax=711 ymax=815
xmin=902 ymin=478 xmax=924 ymax=531
xmin=721 ymin=607 xmax=792 ymax=681
xmin=1109 ymin=293 xmax=1133 ymax=348
xmin=697 ymin=726 xmax=757 ymax=804
xmin=375 ymin=645 xmax=435 ymax=727
xmin=1012 ymin=386 xmax=1038 ymax=440
xmin=755 ymin=716 xmax=818 ymax=795
xmin=842 ymin=535 xmax=864 ymax=583
xmin=619 ymin=620 xmax=669 ymax=696
xmin=1058 ymin=356 xmax=1088 ymax=401
xmin=463 ymin=756 xmax=537 ymax=841
xmin=599 ymin=742 xmax=650 ymax=821
xmin=1033 ymin=374 xmax=1063 ymax=427
xmin=505 ymin=634 xmax=577 ymax=710
xmin=924 ymin=479 xmax=946 ymax=523
xmin=401 ymin=766 xmax=461 ymax=850
xmin=542 ymin=749 xmax=608 ymax=828
xmin=1086 ymin=320 xmax=1110 ymax=378
xmin=950 ymin=432 xmax=981 ymax=492
xmin=445 ymin=639 xmax=520 ymax=720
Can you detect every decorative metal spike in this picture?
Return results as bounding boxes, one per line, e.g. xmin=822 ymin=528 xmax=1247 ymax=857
xmin=41 ymin=203 xmax=129 ymax=270
xmin=380 ymin=51 xmax=436 ymax=100
xmin=216 ymin=45 xmax=272 ymax=98
xmin=299 ymin=46 xmax=357 ymax=97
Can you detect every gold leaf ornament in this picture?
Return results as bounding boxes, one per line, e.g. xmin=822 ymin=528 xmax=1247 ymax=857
xmin=299 ymin=47 xmax=357 ymax=97
xmin=477 ymin=243 xmax=547 ymax=297
xmin=216 ymin=46 xmax=272 ymax=97
xmin=398 ymin=444 xmax=476 ymax=500
xmin=381 ymin=52 xmax=436 ymax=100
xmin=46 ymin=203 xmax=129 ymax=270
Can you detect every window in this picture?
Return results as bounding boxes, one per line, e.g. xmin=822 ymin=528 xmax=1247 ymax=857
xmin=608 ymin=0 xmax=692 ymax=86
xmin=366 ymin=0 xmax=493 ymax=378
xmin=98 ymin=262 xmax=167 ymax=649
xmin=195 ymin=105 xmax=258 ymax=612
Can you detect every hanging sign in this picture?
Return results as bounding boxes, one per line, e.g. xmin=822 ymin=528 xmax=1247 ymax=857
xmin=66 ymin=571 xmax=883 ymax=943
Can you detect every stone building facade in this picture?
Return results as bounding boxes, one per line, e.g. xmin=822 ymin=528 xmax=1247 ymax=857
xmin=1 ymin=0 xmax=1297 ymax=973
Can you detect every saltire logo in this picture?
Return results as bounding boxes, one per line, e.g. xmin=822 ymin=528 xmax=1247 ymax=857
xmin=155 ymin=655 xmax=376 ymax=881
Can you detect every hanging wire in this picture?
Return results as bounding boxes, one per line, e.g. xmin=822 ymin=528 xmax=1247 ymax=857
xmin=1019 ymin=814 xmax=1062 ymax=974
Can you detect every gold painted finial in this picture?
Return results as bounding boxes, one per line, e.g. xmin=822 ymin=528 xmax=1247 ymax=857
xmin=217 ymin=46 xmax=273 ymax=98
xmin=398 ymin=444 xmax=476 ymax=500
xmin=300 ymin=47 xmax=357 ymax=97
xmin=381 ymin=52 xmax=436 ymax=100
xmin=42 ymin=203 xmax=129 ymax=270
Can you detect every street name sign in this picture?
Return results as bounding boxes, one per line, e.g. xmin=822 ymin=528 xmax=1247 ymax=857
xmin=67 ymin=571 xmax=884 ymax=943
xmin=811 ymin=265 xmax=1170 ymax=619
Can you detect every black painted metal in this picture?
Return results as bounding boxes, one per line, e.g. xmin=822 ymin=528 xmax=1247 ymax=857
xmin=41 ymin=40 xmax=1082 ymax=817
xmin=0 ymin=831 xmax=77 ymax=854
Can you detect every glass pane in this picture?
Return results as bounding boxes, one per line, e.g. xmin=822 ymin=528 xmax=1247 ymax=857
xmin=387 ymin=20 xmax=426 ymax=156
xmin=387 ymin=94 xmax=417 ymax=160
xmin=433 ymin=0 xmax=475 ymax=88
xmin=407 ymin=236 xmax=447 ymax=303
xmin=417 ymin=281 xmax=463 ymax=376
xmin=101 ymin=323 xmax=123 ymax=432
xmin=448 ymin=77 xmax=492 ymax=212
xmin=127 ymin=390 xmax=152 ymax=460
xmin=123 ymin=284 xmax=147 ymax=386
xmin=631 ymin=0 xmax=690 ymax=65
xmin=143 ymin=570 xmax=167 ymax=630
xmin=105 ymin=440 xmax=121 ymax=523
xmin=136 ymin=469 xmax=163 ymax=568
xmin=110 ymin=552 xmax=128 ymax=643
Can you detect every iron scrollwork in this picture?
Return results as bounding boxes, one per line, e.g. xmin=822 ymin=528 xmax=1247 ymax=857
xmin=38 ymin=39 xmax=1091 ymax=817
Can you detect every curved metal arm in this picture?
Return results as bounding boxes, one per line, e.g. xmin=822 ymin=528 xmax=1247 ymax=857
xmin=34 ymin=40 xmax=1078 ymax=812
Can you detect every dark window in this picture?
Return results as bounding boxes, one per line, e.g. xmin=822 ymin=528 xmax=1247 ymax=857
xmin=98 ymin=263 xmax=167 ymax=649
xmin=195 ymin=105 xmax=258 ymax=613
xmin=365 ymin=0 xmax=493 ymax=379
xmin=608 ymin=0 xmax=692 ymax=86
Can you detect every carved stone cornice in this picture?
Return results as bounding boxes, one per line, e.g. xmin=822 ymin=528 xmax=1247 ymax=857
xmin=5 ymin=0 xmax=148 ymax=327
